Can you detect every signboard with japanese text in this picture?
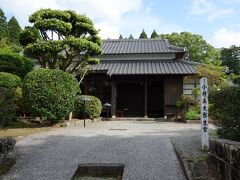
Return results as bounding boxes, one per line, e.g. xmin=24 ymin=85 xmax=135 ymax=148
xmin=200 ymin=77 xmax=209 ymax=150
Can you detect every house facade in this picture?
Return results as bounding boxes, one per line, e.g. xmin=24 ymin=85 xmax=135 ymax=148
xmin=82 ymin=39 xmax=196 ymax=118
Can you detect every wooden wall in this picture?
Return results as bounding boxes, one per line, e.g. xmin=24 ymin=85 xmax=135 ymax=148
xmin=164 ymin=76 xmax=183 ymax=116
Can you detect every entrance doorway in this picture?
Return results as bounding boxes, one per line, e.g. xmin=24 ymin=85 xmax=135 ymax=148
xmin=147 ymin=81 xmax=164 ymax=117
xmin=117 ymin=82 xmax=144 ymax=117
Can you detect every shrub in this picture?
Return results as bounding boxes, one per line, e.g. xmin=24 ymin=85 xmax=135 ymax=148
xmin=184 ymin=110 xmax=200 ymax=120
xmin=0 ymin=72 xmax=22 ymax=88
xmin=0 ymin=50 xmax=33 ymax=78
xmin=210 ymin=86 xmax=240 ymax=141
xmin=0 ymin=72 xmax=23 ymax=116
xmin=77 ymin=95 xmax=102 ymax=119
xmin=233 ymin=75 xmax=240 ymax=85
xmin=23 ymin=68 xmax=80 ymax=123
xmin=0 ymin=87 xmax=16 ymax=127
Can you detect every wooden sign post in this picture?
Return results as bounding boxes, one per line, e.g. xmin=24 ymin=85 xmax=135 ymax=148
xmin=200 ymin=77 xmax=209 ymax=150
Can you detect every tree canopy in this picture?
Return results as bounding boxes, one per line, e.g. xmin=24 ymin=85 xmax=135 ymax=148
xmin=221 ymin=45 xmax=240 ymax=75
xmin=20 ymin=9 xmax=102 ymax=79
xmin=150 ymin=30 xmax=158 ymax=38
xmin=7 ymin=16 xmax=22 ymax=45
xmin=129 ymin=34 xmax=134 ymax=39
xmin=119 ymin=34 xmax=123 ymax=39
xmin=0 ymin=8 xmax=7 ymax=40
xmin=139 ymin=29 xmax=148 ymax=39
xmin=159 ymin=32 xmax=220 ymax=65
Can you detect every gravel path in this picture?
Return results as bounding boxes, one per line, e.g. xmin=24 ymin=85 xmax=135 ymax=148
xmin=2 ymin=121 xmax=214 ymax=180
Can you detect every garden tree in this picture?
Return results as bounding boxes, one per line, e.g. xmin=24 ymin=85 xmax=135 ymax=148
xmin=0 ymin=49 xmax=33 ymax=78
xmin=119 ymin=34 xmax=123 ymax=39
xmin=20 ymin=9 xmax=102 ymax=83
xmin=159 ymin=32 xmax=221 ymax=65
xmin=221 ymin=45 xmax=240 ymax=75
xmin=195 ymin=64 xmax=227 ymax=90
xmin=7 ymin=16 xmax=22 ymax=45
xmin=0 ymin=8 xmax=7 ymax=40
xmin=150 ymin=30 xmax=158 ymax=38
xmin=139 ymin=29 xmax=148 ymax=38
xmin=129 ymin=34 xmax=134 ymax=39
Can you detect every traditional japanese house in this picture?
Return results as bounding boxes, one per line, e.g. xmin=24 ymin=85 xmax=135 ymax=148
xmin=82 ymin=38 xmax=197 ymax=118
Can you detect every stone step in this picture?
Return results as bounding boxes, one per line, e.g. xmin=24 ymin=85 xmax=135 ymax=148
xmin=102 ymin=117 xmax=167 ymax=121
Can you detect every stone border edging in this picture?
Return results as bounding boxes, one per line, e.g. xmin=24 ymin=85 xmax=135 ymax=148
xmin=170 ymin=139 xmax=194 ymax=180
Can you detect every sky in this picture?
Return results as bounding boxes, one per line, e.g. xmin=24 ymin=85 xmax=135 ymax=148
xmin=1 ymin=0 xmax=240 ymax=48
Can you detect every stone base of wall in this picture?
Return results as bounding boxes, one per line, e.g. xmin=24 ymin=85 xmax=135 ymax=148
xmin=208 ymin=138 xmax=240 ymax=180
xmin=0 ymin=138 xmax=16 ymax=175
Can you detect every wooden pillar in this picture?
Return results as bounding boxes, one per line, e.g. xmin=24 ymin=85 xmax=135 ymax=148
xmin=111 ymin=80 xmax=116 ymax=118
xmin=144 ymin=79 xmax=148 ymax=118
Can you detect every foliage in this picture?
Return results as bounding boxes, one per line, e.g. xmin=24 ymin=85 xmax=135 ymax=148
xmin=195 ymin=64 xmax=227 ymax=90
xmin=210 ymin=87 xmax=240 ymax=141
xmin=176 ymin=95 xmax=197 ymax=109
xmin=0 ymin=72 xmax=21 ymax=88
xmin=221 ymin=45 xmax=240 ymax=75
xmin=139 ymin=29 xmax=148 ymax=39
xmin=233 ymin=75 xmax=240 ymax=85
xmin=0 ymin=8 xmax=7 ymax=40
xmin=129 ymin=34 xmax=134 ymax=39
xmin=20 ymin=9 xmax=102 ymax=80
xmin=184 ymin=109 xmax=200 ymax=120
xmin=77 ymin=95 xmax=102 ymax=119
xmin=119 ymin=34 xmax=123 ymax=39
xmin=7 ymin=16 xmax=22 ymax=45
xmin=177 ymin=93 xmax=200 ymax=120
xmin=159 ymin=32 xmax=221 ymax=65
xmin=0 ymin=49 xmax=33 ymax=78
xmin=0 ymin=87 xmax=16 ymax=127
xmin=150 ymin=30 xmax=158 ymax=38
xmin=23 ymin=68 xmax=80 ymax=123
xmin=0 ymin=38 xmax=22 ymax=53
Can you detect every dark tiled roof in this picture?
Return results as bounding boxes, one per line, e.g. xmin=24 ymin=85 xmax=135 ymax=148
xmin=92 ymin=60 xmax=196 ymax=75
xmin=101 ymin=39 xmax=186 ymax=55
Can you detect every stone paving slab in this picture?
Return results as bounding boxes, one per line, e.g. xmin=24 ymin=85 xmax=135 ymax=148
xmin=2 ymin=121 xmax=214 ymax=180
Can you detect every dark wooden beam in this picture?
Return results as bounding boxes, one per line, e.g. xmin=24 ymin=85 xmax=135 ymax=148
xmin=111 ymin=80 xmax=116 ymax=118
xmin=144 ymin=79 xmax=148 ymax=118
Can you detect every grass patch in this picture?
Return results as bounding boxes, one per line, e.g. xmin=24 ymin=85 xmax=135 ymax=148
xmin=0 ymin=120 xmax=54 ymax=138
xmin=186 ymin=156 xmax=207 ymax=163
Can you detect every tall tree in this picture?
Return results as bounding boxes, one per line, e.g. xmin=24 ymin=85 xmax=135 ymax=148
xmin=19 ymin=9 xmax=102 ymax=83
xmin=221 ymin=45 xmax=240 ymax=75
xmin=159 ymin=32 xmax=220 ymax=65
xmin=129 ymin=34 xmax=134 ymax=39
xmin=0 ymin=8 xmax=7 ymax=40
xmin=150 ymin=30 xmax=158 ymax=38
xmin=119 ymin=34 xmax=123 ymax=39
xmin=139 ymin=29 xmax=148 ymax=39
xmin=7 ymin=16 xmax=22 ymax=45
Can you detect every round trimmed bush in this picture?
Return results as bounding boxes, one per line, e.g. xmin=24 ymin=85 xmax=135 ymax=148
xmin=210 ymin=86 xmax=240 ymax=141
xmin=77 ymin=95 xmax=102 ymax=119
xmin=23 ymin=68 xmax=80 ymax=123
xmin=0 ymin=72 xmax=22 ymax=88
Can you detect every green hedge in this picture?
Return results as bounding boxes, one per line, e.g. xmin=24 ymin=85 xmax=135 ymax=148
xmin=0 ymin=87 xmax=16 ymax=127
xmin=23 ymin=68 xmax=80 ymax=123
xmin=0 ymin=72 xmax=22 ymax=88
xmin=0 ymin=50 xmax=33 ymax=78
xmin=77 ymin=95 xmax=102 ymax=119
xmin=210 ymin=86 xmax=240 ymax=141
